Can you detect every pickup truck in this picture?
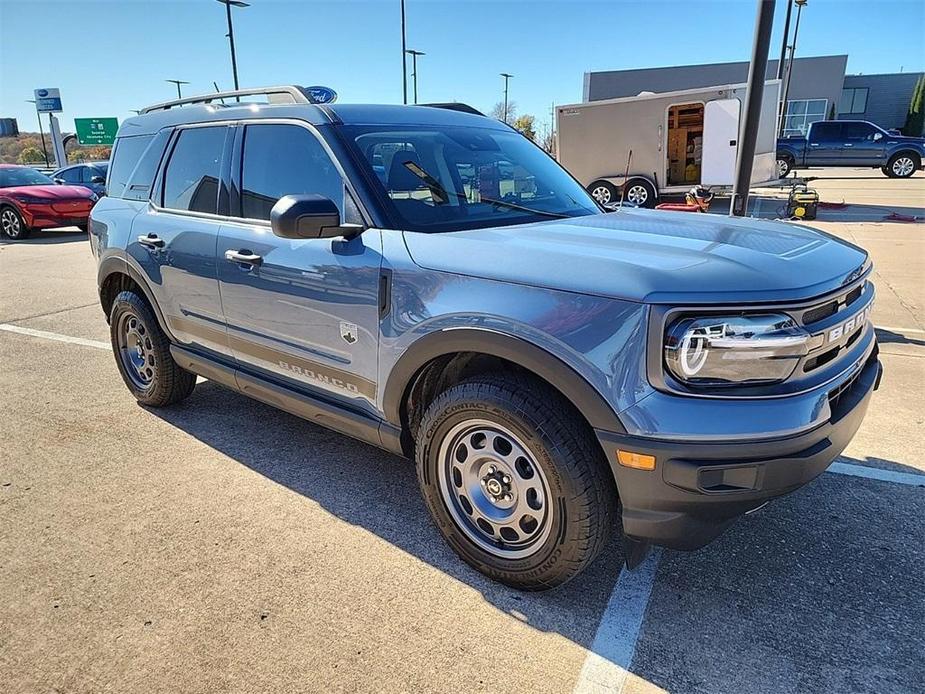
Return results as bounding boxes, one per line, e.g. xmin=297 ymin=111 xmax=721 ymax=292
xmin=777 ymin=120 xmax=925 ymax=178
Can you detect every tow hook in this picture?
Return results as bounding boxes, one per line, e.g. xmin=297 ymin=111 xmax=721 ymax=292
xmin=623 ymin=534 xmax=651 ymax=570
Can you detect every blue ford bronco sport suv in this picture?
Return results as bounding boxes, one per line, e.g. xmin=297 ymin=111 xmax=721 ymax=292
xmin=90 ymin=86 xmax=881 ymax=589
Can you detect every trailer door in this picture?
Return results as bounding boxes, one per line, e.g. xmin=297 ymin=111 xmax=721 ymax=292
xmin=701 ymin=99 xmax=740 ymax=186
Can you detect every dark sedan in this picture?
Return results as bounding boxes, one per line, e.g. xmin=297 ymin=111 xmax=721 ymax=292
xmin=53 ymin=161 xmax=109 ymax=196
xmin=0 ymin=165 xmax=98 ymax=240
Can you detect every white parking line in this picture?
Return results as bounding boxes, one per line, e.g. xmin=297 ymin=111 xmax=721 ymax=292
xmin=0 ymin=323 xmax=109 ymax=350
xmin=875 ymin=325 xmax=925 ymax=335
xmin=573 ymin=549 xmax=662 ymax=694
xmin=828 ymin=461 xmax=925 ymax=486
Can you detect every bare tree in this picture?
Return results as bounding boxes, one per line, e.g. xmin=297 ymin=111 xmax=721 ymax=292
xmin=489 ymin=100 xmax=517 ymax=124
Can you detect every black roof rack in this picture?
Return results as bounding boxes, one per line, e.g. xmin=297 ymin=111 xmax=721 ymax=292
xmin=420 ymin=102 xmax=485 ymax=116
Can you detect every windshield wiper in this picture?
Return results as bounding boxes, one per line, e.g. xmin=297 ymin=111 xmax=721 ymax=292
xmin=401 ymin=161 xmax=570 ymax=219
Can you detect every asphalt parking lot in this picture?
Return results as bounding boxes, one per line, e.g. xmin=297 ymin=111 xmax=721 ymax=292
xmin=1 ymin=168 xmax=923 ymax=694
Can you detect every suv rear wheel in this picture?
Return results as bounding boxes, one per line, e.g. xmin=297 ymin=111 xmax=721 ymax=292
xmin=415 ymin=374 xmax=616 ymax=590
xmin=109 ymin=290 xmax=196 ymax=407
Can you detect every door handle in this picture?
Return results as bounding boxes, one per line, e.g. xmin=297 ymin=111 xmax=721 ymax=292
xmin=224 ymin=249 xmax=263 ymax=266
xmin=844 ymin=143 xmax=854 ymax=147
xmin=809 ymin=143 xmax=820 ymax=147
xmin=138 ymin=234 xmax=165 ymax=249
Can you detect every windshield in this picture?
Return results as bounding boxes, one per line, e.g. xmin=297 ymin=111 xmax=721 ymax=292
xmin=342 ymin=124 xmax=601 ymax=232
xmin=0 ymin=167 xmax=55 ymax=188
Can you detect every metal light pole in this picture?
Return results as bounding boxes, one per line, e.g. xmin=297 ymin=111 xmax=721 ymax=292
xmin=779 ymin=0 xmax=808 ymax=136
xmin=401 ymin=0 xmax=408 ymax=104
xmin=776 ymin=0 xmax=793 ymax=80
xmin=216 ymin=0 xmax=248 ymax=95
xmin=405 ymin=50 xmax=425 ymax=104
xmin=501 ymin=73 xmax=513 ymax=123
xmin=731 ymin=0 xmax=776 ymax=217
xmin=25 ymin=100 xmax=50 ymax=167
xmin=166 ymin=79 xmax=190 ymax=98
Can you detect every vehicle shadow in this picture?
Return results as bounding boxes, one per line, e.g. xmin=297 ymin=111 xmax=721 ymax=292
xmin=699 ymin=195 xmax=925 ymax=223
xmin=149 ymin=380 xmax=925 ymax=691
xmin=0 ymin=228 xmax=86 ymax=245
xmin=875 ymin=327 xmax=925 ymax=348
xmin=150 ymin=380 xmax=627 ymax=648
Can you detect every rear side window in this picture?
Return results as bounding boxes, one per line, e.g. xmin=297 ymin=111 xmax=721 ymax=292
xmin=239 ymin=124 xmax=344 ymax=221
xmin=108 ymin=134 xmax=154 ymax=198
xmin=58 ymin=168 xmax=82 ymax=184
xmin=162 ymin=127 xmax=226 ymax=214
xmin=808 ymin=122 xmax=841 ymax=143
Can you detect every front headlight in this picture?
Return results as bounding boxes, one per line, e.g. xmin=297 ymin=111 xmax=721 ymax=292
xmin=664 ymin=313 xmax=810 ymax=387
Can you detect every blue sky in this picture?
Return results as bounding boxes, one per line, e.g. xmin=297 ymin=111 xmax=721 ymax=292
xmin=1 ymin=0 xmax=923 ymax=135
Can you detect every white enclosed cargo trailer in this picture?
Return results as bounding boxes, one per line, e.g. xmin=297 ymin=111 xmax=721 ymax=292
xmin=556 ymin=80 xmax=781 ymax=207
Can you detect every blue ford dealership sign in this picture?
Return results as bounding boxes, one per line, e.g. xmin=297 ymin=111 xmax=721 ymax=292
xmin=305 ymin=86 xmax=337 ymax=104
xmin=34 ymin=87 xmax=63 ymax=113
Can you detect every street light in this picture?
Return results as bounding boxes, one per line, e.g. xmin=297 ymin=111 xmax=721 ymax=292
xmin=24 ymin=100 xmax=50 ymax=167
xmin=405 ymin=49 xmax=425 ymax=104
xmin=500 ymin=73 xmax=513 ymax=123
xmin=400 ymin=0 xmax=408 ymax=104
xmin=779 ymin=0 xmax=808 ymax=137
xmin=216 ymin=0 xmax=249 ymax=95
xmin=165 ymin=79 xmax=190 ymax=99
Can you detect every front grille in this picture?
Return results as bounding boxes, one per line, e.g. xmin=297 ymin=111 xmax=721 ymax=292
xmin=828 ymin=365 xmax=862 ymax=413
xmin=802 ymin=301 xmax=837 ymax=325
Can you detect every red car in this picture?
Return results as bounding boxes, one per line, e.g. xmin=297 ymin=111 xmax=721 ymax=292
xmin=0 ymin=164 xmax=98 ymax=240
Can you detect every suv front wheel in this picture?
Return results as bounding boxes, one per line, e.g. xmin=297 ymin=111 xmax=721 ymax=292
xmin=109 ymin=290 xmax=196 ymax=407
xmin=415 ymin=375 xmax=616 ymax=590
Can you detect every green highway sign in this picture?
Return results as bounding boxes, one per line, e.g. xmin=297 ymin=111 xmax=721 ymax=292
xmin=74 ymin=118 xmax=119 ymax=146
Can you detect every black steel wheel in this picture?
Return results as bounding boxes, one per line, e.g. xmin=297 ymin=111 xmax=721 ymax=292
xmin=109 ymin=290 xmax=195 ymax=407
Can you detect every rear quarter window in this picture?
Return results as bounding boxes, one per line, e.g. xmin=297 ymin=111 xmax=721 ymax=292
xmin=108 ymin=132 xmax=169 ymax=201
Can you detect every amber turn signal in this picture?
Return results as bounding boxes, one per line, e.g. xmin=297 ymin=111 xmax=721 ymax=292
xmin=617 ymin=450 xmax=656 ymax=471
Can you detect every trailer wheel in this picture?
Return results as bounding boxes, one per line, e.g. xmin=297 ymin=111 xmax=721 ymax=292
xmin=623 ymin=178 xmax=656 ymax=208
xmin=587 ymin=180 xmax=618 ymax=205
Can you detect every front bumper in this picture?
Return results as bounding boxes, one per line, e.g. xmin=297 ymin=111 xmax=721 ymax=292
xmin=596 ymin=348 xmax=882 ymax=550
xmin=21 ymin=203 xmax=92 ymax=230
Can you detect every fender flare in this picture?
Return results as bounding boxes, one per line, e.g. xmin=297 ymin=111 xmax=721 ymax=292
xmin=97 ymin=254 xmax=176 ymax=341
xmin=381 ymin=328 xmax=626 ymax=434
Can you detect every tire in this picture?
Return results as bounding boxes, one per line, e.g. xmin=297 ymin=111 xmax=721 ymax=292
xmin=1 ymin=206 xmax=30 ymax=240
xmin=777 ymin=156 xmax=793 ymax=179
xmin=415 ymin=374 xmax=616 ymax=590
xmin=885 ymin=152 xmax=919 ymax=178
xmin=623 ymin=178 xmax=657 ymax=209
xmin=587 ymin=180 xmax=618 ymax=205
xmin=109 ymin=290 xmax=196 ymax=407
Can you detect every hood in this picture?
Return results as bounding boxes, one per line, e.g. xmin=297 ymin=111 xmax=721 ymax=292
xmin=1 ymin=184 xmax=95 ymax=200
xmin=402 ymin=208 xmax=869 ymax=304
xmin=887 ymin=134 xmax=925 ymax=145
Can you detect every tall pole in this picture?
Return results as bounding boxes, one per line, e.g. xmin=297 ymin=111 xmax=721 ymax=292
xmin=779 ymin=0 xmax=807 ymax=136
xmin=406 ymin=50 xmax=424 ymax=104
xmin=776 ymin=0 xmax=793 ymax=80
xmin=501 ymin=73 xmax=513 ymax=123
xmin=401 ymin=0 xmax=408 ymax=104
xmin=731 ymin=0 xmax=776 ymax=217
xmin=217 ymin=0 xmax=248 ymax=97
xmin=26 ymin=100 xmax=50 ymax=167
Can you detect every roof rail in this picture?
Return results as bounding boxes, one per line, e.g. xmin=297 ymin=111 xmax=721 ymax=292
xmin=140 ymin=85 xmax=312 ymax=114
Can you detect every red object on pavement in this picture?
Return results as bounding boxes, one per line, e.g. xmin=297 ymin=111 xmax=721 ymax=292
xmin=655 ymin=202 xmax=704 ymax=213
xmin=0 ymin=164 xmax=96 ymax=233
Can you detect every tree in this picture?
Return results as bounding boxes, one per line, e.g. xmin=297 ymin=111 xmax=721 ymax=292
xmin=903 ymin=75 xmax=925 ymax=137
xmin=490 ymin=100 xmax=517 ymax=124
xmin=17 ymin=146 xmax=45 ymax=164
xmin=512 ymin=114 xmax=536 ymax=141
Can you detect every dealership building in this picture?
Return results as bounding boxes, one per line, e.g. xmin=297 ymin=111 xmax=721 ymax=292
xmin=583 ymin=55 xmax=924 ymax=136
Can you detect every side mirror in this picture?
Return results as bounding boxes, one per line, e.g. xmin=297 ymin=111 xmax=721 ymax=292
xmin=90 ymin=175 xmax=106 ymax=184
xmin=53 ymin=178 xmax=65 ymax=185
xmin=269 ymin=194 xmax=363 ymax=240
xmin=873 ymin=132 xmax=883 ymax=142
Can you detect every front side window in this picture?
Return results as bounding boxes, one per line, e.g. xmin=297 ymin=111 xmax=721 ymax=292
xmin=343 ymin=124 xmax=599 ymax=232
xmin=162 ymin=127 xmax=226 ymax=214
xmin=841 ymin=122 xmax=878 ymax=141
xmin=239 ymin=124 xmax=345 ymax=221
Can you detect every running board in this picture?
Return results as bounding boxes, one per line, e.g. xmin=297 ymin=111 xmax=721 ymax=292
xmin=170 ymin=345 xmax=403 ymax=455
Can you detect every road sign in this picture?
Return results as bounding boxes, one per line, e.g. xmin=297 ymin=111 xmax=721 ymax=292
xmin=34 ymin=88 xmax=63 ymax=113
xmin=74 ymin=118 xmax=119 ymax=146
